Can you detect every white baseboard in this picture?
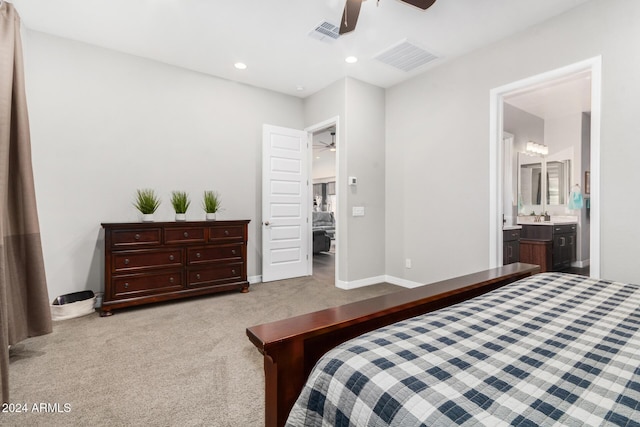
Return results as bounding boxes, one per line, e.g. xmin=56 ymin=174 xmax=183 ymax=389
xmin=335 ymin=275 xmax=424 ymax=290
xmin=384 ymin=275 xmax=424 ymax=289
xmin=336 ymin=275 xmax=386 ymax=290
xmin=572 ymin=259 xmax=590 ymax=268
xmin=255 ymin=273 xmax=423 ymax=290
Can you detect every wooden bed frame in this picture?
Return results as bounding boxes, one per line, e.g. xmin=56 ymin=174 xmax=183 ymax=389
xmin=246 ymin=263 xmax=540 ymax=427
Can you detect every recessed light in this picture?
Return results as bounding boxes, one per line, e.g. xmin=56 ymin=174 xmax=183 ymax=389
xmin=234 ymin=62 xmax=247 ymax=70
xmin=345 ymin=56 xmax=358 ymax=64
xmin=296 ymin=85 xmax=305 ymax=91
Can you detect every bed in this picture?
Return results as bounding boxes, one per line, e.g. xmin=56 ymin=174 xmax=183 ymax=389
xmin=247 ymin=263 xmax=541 ymax=426
xmin=285 ymin=271 xmax=640 ymax=426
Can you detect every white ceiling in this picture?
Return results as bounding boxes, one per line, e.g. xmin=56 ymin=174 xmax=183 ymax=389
xmin=505 ymin=71 xmax=592 ymax=120
xmin=11 ymin=0 xmax=591 ymax=97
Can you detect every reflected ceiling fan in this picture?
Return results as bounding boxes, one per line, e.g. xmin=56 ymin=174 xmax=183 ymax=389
xmin=313 ymin=132 xmax=336 ymax=152
xmin=339 ymin=0 xmax=437 ymax=35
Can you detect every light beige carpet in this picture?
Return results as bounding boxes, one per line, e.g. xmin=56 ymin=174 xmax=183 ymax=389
xmin=6 ymin=273 xmax=400 ymax=426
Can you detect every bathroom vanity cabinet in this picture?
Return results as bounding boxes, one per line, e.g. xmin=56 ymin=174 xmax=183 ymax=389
xmin=519 ymin=223 xmax=576 ymax=272
xmin=503 ymin=228 xmax=521 ymax=265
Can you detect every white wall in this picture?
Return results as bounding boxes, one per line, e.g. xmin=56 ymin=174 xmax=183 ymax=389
xmin=386 ymin=0 xmax=640 ymax=285
xmin=504 ymin=103 xmax=545 ymax=216
xmin=544 ymin=113 xmax=583 ymax=214
xmin=304 ymin=77 xmax=386 ymax=286
xmin=504 ymin=103 xmax=545 ymax=153
xmin=343 ymin=78 xmax=386 ymax=284
xmin=22 ymin=31 xmax=304 ymax=301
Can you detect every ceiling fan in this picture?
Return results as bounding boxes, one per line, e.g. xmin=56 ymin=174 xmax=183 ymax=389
xmin=313 ymin=132 xmax=336 ymax=152
xmin=339 ymin=0 xmax=437 ymax=35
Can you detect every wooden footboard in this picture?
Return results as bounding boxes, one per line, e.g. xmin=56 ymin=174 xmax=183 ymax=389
xmin=246 ymin=263 xmax=540 ymax=427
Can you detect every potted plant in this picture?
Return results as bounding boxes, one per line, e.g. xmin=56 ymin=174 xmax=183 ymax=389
xmin=133 ymin=189 xmax=160 ymax=222
xmin=202 ymin=190 xmax=221 ymax=221
xmin=170 ymin=191 xmax=190 ymax=221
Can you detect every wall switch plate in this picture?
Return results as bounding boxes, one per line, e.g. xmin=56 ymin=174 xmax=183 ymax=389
xmin=348 ymin=176 xmax=357 ymax=185
xmin=352 ymin=206 xmax=365 ymax=216
xmin=405 ymin=258 xmax=412 ymax=269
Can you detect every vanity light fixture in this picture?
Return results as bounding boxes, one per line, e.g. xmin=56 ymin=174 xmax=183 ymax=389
xmin=525 ymin=141 xmax=548 ymax=156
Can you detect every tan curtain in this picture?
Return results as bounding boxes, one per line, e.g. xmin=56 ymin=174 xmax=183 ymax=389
xmin=0 ymin=2 xmax=52 ymax=403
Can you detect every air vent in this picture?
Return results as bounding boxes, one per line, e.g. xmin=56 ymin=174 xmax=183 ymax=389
xmin=374 ymin=40 xmax=438 ymax=72
xmin=308 ymin=21 xmax=340 ymax=43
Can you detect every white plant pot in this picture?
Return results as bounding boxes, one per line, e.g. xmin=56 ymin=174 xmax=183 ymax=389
xmin=206 ymin=212 xmax=217 ymax=221
xmin=142 ymin=213 xmax=154 ymax=222
xmin=175 ymin=213 xmax=187 ymax=221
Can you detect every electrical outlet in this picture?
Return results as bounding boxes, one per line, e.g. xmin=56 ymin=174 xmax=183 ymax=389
xmin=405 ymin=258 xmax=412 ymax=269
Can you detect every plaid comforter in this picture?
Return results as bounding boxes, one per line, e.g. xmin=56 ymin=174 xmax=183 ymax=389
xmin=286 ymin=273 xmax=640 ymax=426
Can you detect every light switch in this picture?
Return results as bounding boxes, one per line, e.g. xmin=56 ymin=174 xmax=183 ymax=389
xmin=352 ymin=206 xmax=365 ymax=216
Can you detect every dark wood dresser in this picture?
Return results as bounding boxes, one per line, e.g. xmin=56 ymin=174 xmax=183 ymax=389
xmin=101 ymin=220 xmax=250 ymax=316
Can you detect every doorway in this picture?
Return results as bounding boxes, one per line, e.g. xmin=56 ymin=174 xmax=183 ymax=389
xmin=310 ymin=125 xmax=337 ymax=283
xmin=489 ymin=57 xmax=601 ymax=278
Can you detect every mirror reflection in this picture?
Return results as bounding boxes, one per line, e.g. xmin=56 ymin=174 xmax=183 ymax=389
xmin=520 ymin=161 xmax=542 ymax=206
xmin=518 ymin=155 xmax=571 ymax=212
xmin=546 ymin=160 xmax=570 ymax=205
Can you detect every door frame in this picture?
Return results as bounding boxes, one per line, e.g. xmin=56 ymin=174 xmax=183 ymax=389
xmin=305 ymin=116 xmax=340 ymax=283
xmin=489 ymin=56 xmax=602 ymax=278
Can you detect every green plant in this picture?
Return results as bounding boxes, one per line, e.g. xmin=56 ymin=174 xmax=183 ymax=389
xmin=133 ymin=189 xmax=160 ymax=214
xmin=202 ymin=190 xmax=221 ymax=213
xmin=170 ymin=191 xmax=190 ymax=214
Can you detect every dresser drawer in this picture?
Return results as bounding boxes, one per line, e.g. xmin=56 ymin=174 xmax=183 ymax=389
xmin=112 ymin=270 xmax=183 ymax=298
xmin=111 ymin=228 xmax=162 ymax=248
xmin=187 ymin=244 xmax=243 ymax=265
xmin=165 ymin=227 xmax=206 ymax=244
xmin=112 ymin=249 xmax=183 ymax=272
xmin=208 ymin=225 xmax=245 ymax=243
xmin=187 ymin=263 xmax=244 ymax=288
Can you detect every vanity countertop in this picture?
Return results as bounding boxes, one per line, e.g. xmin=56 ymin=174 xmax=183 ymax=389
xmin=516 ymin=216 xmax=578 ymax=226
xmin=503 ymin=225 xmax=523 ymax=231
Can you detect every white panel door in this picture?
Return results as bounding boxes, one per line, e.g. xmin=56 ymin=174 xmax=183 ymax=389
xmin=262 ymin=124 xmax=309 ymax=282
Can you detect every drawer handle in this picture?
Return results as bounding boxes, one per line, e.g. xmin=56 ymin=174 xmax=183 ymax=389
xmin=196 ymin=274 xmax=201 ymax=280
xmin=169 ymin=277 xmax=174 ymax=284
xmin=231 ymin=269 xmax=236 ymax=275
xmin=124 ymin=282 xmax=129 ymax=289
xmin=231 ymin=249 xmax=236 ymax=255
xmin=224 ymin=230 xmax=229 ymax=236
xmin=134 ymin=234 xmax=141 ymax=240
xmin=183 ymin=232 xmax=189 ymax=238
xmin=196 ymin=252 xmax=201 ymax=258
xmin=169 ymin=255 xmax=175 ymax=261
xmin=124 ymin=258 xmax=130 ymax=265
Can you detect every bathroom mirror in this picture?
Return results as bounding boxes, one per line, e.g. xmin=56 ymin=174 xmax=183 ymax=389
xmin=518 ymin=155 xmax=571 ymax=212
xmin=519 ymin=158 xmax=543 ymax=209
xmin=546 ymin=160 xmax=570 ymax=205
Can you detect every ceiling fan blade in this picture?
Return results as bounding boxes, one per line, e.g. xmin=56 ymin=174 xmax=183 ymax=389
xmin=400 ymin=0 xmax=436 ymax=10
xmin=339 ymin=0 xmax=363 ymax=35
